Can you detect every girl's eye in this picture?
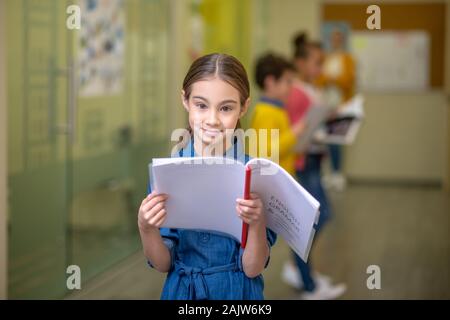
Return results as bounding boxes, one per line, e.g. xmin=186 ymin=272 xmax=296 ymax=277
xmin=220 ymin=105 xmax=233 ymax=112
xmin=196 ymin=103 xmax=208 ymax=109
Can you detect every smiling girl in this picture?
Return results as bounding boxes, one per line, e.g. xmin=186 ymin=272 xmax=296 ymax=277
xmin=138 ymin=53 xmax=277 ymax=300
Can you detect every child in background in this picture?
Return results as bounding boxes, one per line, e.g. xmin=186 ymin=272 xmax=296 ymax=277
xmin=138 ymin=53 xmax=277 ymax=300
xmin=283 ymin=33 xmax=346 ymax=300
xmin=250 ymin=53 xmax=305 ymax=176
xmin=318 ymin=28 xmax=356 ymax=191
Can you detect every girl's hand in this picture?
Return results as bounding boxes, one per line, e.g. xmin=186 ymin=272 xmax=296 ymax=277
xmin=292 ymin=119 xmax=306 ymax=137
xmin=138 ymin=191 xmax=168 ymax=233
xmin=236 ymin=193 xmax=266 ymax=226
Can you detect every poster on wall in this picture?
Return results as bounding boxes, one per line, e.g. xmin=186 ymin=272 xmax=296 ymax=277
xmin=322 ymin=22 xmax=351 ymax=53
xmin=78 ymin=0 xmax=125 ymax=97
xmin=350 ymin=31 xmax=429 ymax=92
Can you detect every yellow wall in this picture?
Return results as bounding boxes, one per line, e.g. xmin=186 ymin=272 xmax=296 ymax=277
xmin=200 ymin=0 xmax=252 ymax=66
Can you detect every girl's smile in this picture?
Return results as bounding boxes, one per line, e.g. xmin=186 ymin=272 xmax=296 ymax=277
xmin=201 ymin=127 xmax=223 ymax=138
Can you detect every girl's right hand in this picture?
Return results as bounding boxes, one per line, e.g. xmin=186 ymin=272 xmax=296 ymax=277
xmin=292 ymin=119 xmax=306 ymax=137
xmin=138 ymin=192 xmax=169 ymax=233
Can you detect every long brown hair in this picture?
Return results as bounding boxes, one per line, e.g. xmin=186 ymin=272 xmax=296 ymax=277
xmin=182 ymin=53 xmax=250 ymax=135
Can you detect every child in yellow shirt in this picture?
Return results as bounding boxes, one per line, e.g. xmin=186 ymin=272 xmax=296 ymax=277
xmin=250 ymin=53 xmax=304 ymax=174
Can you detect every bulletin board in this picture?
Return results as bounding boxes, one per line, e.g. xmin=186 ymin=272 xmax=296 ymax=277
xmin=78 ymin=0 xmax=125 ymax=97
xmin=350 ymin=31 xmax=429 ymax=91
xmin=322 ymin=2 xmax=446 ymax=89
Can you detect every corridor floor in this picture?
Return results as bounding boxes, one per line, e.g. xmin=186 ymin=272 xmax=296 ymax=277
xmin=68 ymin=183 xmax=450 ymax=299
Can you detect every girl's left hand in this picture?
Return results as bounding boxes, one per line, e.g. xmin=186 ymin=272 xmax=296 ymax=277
xmin=236 ymin=193 xmax=265 ymax=226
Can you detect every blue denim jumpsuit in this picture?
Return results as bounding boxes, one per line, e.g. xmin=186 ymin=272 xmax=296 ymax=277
xmin=147 ymin=137 xmax=277 ymax=300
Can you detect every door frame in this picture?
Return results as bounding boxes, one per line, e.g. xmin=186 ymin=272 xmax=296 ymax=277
xmin=445 ymin=0 xmax=450 ymax=192
xmin=0 ymin=0 xmax=8 ymax=300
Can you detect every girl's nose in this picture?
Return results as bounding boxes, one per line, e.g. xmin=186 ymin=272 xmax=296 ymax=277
xmin=206 ymin=110 xmax=220 ymax=126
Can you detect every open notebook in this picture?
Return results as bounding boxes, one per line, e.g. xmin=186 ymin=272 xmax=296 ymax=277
xmin=323 ymin=94 xmax=364 ymax=145
xmin=295 ymin=94 xmax=365 ymax=152
xmin=149 ymin=157 xmax=320 ymax=262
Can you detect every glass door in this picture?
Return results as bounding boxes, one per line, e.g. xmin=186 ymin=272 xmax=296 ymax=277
xmin=7 ymin=0 xmax=70 ymax=298
xmin=7 ymin=0 xmax=172 ymax=298
xmin=67 ymin=0 xmax=172 ymax=284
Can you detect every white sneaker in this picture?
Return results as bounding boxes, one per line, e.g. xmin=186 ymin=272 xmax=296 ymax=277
xmin=281 ymin=262 xmax=303 ymax=290
xmin=332 ymin=173 xmax=347 ymax=191
xmin=323 ymin=173 xmax=347 ymax=191
xmin=314 ymin=271 xmax=332 ymax=284
xmin=282 ymin=262 xmax=334 ymax=290
xmin=299 ymin=277 xmax=347 ymax=300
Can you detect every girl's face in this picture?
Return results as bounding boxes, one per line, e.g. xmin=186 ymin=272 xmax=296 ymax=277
xmin=331 ymin=30 xmax=344 ymax=51
xmin=296 ymin=47 xmax=324 ymax=83
xmin=182 ymin=77 xmax=249 ymax=149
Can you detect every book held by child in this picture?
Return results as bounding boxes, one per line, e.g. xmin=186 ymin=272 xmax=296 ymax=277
xmin=295 ymin=94 xmax=364 ymax=151
xmin=149 ymin=157 xmax=320 ymax=262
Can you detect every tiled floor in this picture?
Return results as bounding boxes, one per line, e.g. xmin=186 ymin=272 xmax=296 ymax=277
xmin=68 ymin=184 xmax=450 ymax=299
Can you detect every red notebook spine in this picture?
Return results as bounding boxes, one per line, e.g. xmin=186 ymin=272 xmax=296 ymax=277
xmin=241 ymin=166 xmax=252 ymax=248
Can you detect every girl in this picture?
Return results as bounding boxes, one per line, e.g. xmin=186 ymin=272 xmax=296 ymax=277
xmin=283 ymin=33 xmax=346 ymax=300
xmin=138 ymin=53 xmax=276 ymax=300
